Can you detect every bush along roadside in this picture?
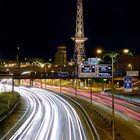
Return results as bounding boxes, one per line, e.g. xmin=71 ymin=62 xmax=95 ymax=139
xmin=0 ymin=91 xmax=20 ymax=122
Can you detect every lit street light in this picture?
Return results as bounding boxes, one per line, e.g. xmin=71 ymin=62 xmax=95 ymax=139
xmin=16 ymin=47 xmax=20 ymax=67
xmin=128 ymin=64 xmax=133 ymax=71
xmin=96 ymin=48 xmax=129 ymax=140
xmin=16 ymin=47 xmax=20 ymax=86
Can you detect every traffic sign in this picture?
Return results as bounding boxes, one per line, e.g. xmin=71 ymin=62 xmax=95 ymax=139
xmin=124 ymin=76 xmax=132 ymax=92
xmin=126 ymin=71 xmax=139 ymax=77
xmin=97 ymin=64 xmax=112 ymax=78
xmin=78 ymin=64 xmax=97 ymax=78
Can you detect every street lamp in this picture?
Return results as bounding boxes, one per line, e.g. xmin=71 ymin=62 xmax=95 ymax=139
xmin=56 ymin=64 xmax=62 ymax=93
xmin=40 ymin=63 xmax=49 ymax=89
xmin=96 ymin=48 xmax=129 ymax=140
xmin=128 ymin=64 xmax=132 ymax=71
xmin=16 ymin=47 xmax=20 ymax=86
xmin=16 ymin=47 xmax=20 ymax=67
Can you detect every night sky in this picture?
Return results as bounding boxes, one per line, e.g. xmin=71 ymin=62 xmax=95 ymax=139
xmin=0 ymin=0 xmax=140 ymax=60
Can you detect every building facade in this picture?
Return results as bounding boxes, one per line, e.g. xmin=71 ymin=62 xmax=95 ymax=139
xmin=54 ymin=45 xmax=67 ymax=66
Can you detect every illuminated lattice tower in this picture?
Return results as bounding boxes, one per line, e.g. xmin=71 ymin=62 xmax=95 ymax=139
xmin=71 ymin=0 xmax=88 ymax=64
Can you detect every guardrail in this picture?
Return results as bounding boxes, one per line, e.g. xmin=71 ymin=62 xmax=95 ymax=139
xmin=101 ymin=90 xmax=140 ymax=104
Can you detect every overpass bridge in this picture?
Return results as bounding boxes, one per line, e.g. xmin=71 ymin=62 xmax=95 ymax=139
xmin=0 ymin=73 xmax=76 ymax=80
xmin=0 ymin=65 xmax=75 ymax=75
xmin=0 ymin=73 xmax=77 ymax=92
xmin=0 ymin=69 xmax=125 ymax=94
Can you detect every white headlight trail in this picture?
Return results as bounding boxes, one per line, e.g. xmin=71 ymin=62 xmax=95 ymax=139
xmin=8 ymin=87 xmax=87 ymax=140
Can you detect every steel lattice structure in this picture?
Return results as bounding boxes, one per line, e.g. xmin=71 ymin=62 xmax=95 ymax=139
xmin=71 ymin=0 xmax=88 ymax=64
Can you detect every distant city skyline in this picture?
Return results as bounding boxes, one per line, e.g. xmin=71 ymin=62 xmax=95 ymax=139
xmin=0 ymin=0 xmax=140 ymax=60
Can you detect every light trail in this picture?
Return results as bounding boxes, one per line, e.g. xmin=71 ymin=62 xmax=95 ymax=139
xmin=46 ymin=85 xmax=140 ymax=122
xmin=43 ymin=84 xmax=140 ymax=140
xmin=7 ymin=87 xmax=89 ymax=140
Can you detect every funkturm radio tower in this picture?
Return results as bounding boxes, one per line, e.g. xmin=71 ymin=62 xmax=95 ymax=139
xmin=71 ymin=0 xmax=88 ymax=64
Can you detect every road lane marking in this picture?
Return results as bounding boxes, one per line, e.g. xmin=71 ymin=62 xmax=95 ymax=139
xmin=122 ymin=116 xmax=128 ymax=121
xmin=134 ymin=124 xmax=140 ymax=130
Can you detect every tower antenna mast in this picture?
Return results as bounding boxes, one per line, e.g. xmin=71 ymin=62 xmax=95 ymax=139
xmin=71 ymin=0 xmax=88 ymax=64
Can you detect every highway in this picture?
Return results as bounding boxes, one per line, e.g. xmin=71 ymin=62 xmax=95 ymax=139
xmin=1 ymin=86 xmax=98 ymax=140
xmin=1 ymin=82 xmax=140 ymax=139
xmin=45 ymin=85 xmax=140 ymax=140
xmin=46 ymin=85 xmax=140 ymax=120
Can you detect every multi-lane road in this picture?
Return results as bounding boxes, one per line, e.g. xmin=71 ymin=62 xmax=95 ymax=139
xmin=45 ymin=85 xmax=140 ymax=140
xmin=0 ymin=86 xmax=98 ymax=140
xmin=1 ymin=83 xmax=140 ymax=140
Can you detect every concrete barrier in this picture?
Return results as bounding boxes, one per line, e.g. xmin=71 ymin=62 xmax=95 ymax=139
xmin=101 ymin=91 xmax=140 ymax=103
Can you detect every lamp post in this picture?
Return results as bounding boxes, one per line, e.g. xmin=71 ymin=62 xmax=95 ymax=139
xmin=74 ymin=53 xmax=78 ymax=96
xmin=43 ymin=65 xmax=46 ymax=89
xmin=75 ymin=70 xmax=78 ymax=96
xmin=59 ymin=65 xmax=62 ymax=93
xmin=16 ymin=47 xmax=20 ymax=67
xmin=16 ymin=47 xmax=20 ymax=86
xmin=111 ymin=52 xmax=115 ymax=140
xmin=90 ymin=78 xmax=92 ymax=103
xmin=96 ymin=48 xmax=129 ymax=140
xmin=43 ymin=63 xmax=48 ymax=89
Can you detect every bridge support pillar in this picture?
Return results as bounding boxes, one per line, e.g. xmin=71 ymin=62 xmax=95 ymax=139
xmin=30 ymin=79 xmax=33 ymax=87
xmin=45 ymin=79 xmax=46 ymax=89
xmin=17 ymin=79 xmax=20 ymax=86
xmin=12 ymin=78 xmax=14 ymax=92
xmin=41 ymin=79 xmax=42 ymax=88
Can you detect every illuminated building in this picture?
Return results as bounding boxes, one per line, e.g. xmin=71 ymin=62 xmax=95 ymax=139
xmin=54 ymin=45 xmax=67 ymax=66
